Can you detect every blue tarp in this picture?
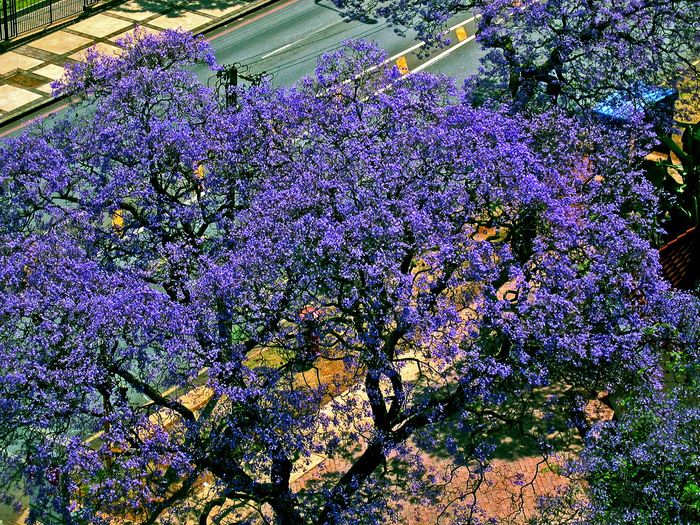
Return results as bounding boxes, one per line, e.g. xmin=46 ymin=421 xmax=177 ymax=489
xmin=593 ymin=84 xmax=677 ymax=125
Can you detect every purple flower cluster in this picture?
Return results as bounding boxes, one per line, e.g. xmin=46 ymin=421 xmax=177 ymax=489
xmin=0 ymin=31 xmax=696 ymax=524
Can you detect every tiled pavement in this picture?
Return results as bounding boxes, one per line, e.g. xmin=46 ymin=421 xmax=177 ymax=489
xmin=290 ymin=400 xmax=613 ymax=524
xmin=0 ymin=0 xmax=276 ymax=126
xmin=289 ymin=442 xmax=573 ymax=524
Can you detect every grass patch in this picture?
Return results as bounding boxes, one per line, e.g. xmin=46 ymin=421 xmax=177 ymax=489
xmin=15 ymin=0 xmax=67 ymax=13
xmin=245 ymin=345 xmax=359 ymax=404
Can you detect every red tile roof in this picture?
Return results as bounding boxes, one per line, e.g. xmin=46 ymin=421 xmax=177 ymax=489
xmin=658 ymin=226 xmax=700 ymax=289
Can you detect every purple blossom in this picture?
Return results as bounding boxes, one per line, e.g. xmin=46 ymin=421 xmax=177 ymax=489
xmin=0 ymin=33 xmax=696 ymax=524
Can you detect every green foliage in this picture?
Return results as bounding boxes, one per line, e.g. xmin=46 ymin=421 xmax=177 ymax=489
xmin=653 ymin=122 xmax=700 ymax=235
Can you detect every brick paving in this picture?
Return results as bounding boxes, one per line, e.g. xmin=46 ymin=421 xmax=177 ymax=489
xmin=289 ymin=397 xmax=613 ymax=524
xmin=0 ymin=349 xmax=613 ymax=524
xmin=289 ymin=445 xmax=570 ymax=524
xmin=290 ymin=446 xmax=572 ymax=524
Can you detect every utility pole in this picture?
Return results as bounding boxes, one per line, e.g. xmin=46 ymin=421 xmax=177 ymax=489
xmin=213 ymin=63 xmax=270 ymax=108
xmin=216 ymin=63 xmax=238 ymax=108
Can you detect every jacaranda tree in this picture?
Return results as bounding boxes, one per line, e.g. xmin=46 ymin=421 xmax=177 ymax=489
xmin=532 ymin=320 xmax=700 ymax=525
xmin=333 ymin=0 xmax=700 ymax=111
xmin=0 ymin=30 xmax=694 ymax=524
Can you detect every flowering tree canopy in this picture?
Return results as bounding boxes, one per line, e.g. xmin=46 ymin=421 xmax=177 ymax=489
xmin=333 ymin=0 xmax=700 ymax=110
xmin=0 ymin=30 xmax=695 ymax=524
xmin=577 ymin=392 xmax=700 ymax=524
xmin=533 ymin=317 xmax=700 ymax=525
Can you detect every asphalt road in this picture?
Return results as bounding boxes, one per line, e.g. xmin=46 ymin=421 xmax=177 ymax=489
xmin=0 ymin=0 xmax=485 ymax=137
xmin=204 ymin=0 xmax=483 ymax=87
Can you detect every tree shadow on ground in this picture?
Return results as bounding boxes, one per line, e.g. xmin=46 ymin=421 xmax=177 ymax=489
xmin=377 ymin=384 xmax=593 ymax=524
xmin=108 ymin=0 xmax=263 ymax=22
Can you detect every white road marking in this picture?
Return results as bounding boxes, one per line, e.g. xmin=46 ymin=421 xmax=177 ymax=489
xmin=388 ymin=15 xmax=479 ymax=63
xmin=449 ymin=15 xmax=478 ymax=32
xmin=262 ymin=19 xmax=347 ymax=59
xmin=410 ymin=34 xmax=477 ymax=74
xmin=262 ymin=42 xmax=294 ymax=59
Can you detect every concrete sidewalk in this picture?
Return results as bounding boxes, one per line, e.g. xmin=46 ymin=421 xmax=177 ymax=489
xmin=0 ymin=0 xmax=278 ymax=128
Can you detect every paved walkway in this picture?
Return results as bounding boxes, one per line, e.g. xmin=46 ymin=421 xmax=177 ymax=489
xmin=0 ymin=0 xmax=276 ymax=127
xmin=289 ymin=393 xmax=612 ymax=524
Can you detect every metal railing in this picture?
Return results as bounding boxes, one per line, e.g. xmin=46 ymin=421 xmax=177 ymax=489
xmin=1 ymin=0 xmax=98 ymax=41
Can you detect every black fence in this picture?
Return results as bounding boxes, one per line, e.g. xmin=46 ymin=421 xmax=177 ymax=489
xmin=1 ymin=0 xmax=99 ymax=40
